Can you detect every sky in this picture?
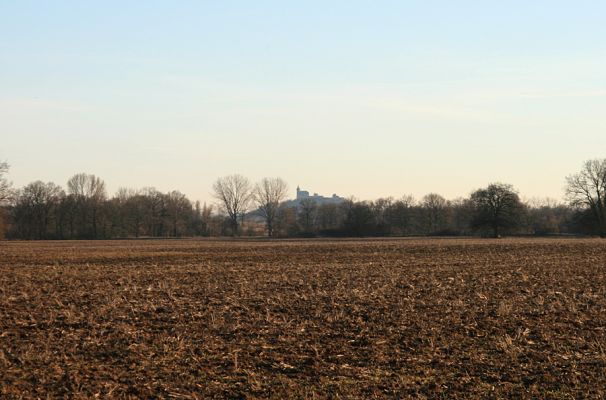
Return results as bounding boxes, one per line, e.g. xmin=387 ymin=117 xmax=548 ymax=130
xmin=1 ymin=1 xmax=606 ymax=204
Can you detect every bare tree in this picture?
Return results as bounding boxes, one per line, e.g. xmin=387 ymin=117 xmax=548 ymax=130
xmin=566 ymin=159 xmax=606 ymax=237
xmin=386 ymin=195 xmax=416 ymax=235
xmin=525 ymin=198 xmax=572 ymax=235
xmin=192 ymin=201 xmax=213 ymax=236
xmin=13 ymin=181 xmax=64 ymax=239
xmin=136 ymin=187 xmax=162 ymax=236
xmin=370 ymin=197 xmax=393 ymax=234
xmin=254 ymin=177 xmax=288 ymax=237
xmin=316 ymin=203 xmax=343 ymax=231
xmin=67 ymin=173 xmax=106 ymax=201
xmin=450 ymin=197 xmax=474 ymax=235
xmin=470 ymin=183 xmax=523 ymax=238
xmin=421 ymin=193 xmax=449 ymax=234
xmin=200 ymin=202 xmax=214 ymax=236
xmin=67 ymin=173 xmax=107 ymax=238
xmin=0 ymin=162 xmax=10 ymax=238
xmin=342 ymin=200 xmax=375 ymax=236
xmin=274 ymin=205 xmax=298 ymax=237
xmin=213 ymin=174 xmax=253 ymax=235
xmin=298 ymin=198 xmax=318 ymax=233
xmin=115 ymin=187 xmax=139 ymax=204
xmin=165 ymin=190 xmax=191 ymax=237
xmin=0 ymin=161 xmax=12 ymax=205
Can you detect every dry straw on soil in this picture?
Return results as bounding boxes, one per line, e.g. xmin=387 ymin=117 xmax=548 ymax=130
xmin=1 ymin=238 xmax=605 ymax=398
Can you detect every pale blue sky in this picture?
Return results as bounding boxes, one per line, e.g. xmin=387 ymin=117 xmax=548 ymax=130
xmin=2 ymin=1 xmax=605 ymax=203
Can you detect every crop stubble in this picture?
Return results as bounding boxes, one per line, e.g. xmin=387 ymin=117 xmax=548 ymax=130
xmin=1 ymin=238 xmax=605 ymax=398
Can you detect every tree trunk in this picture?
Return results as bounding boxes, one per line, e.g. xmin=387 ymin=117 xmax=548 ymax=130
xmin=92 ymin=208 xmax=97 ymax=239
xmin=232 ymin=217 xmax=238 ymax=236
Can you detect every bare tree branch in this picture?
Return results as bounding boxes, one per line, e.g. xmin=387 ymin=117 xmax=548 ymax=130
xmin=0 ymin=161 xmax=13 ymax=205
xmin=213 ymin=174 xmax=252 ymax=236
xmin=565 ymin=159 xmax=606 ymax=236
xmin=254 ymin=177 xmax=288 ymax=237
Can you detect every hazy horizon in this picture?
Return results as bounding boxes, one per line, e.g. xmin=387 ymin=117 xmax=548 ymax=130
xmin=2 ymin=1 xmax=605 ymax=204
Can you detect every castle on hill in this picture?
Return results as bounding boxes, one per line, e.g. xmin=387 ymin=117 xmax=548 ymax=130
xmin=285 ymin=186 xmax=345 ymax=207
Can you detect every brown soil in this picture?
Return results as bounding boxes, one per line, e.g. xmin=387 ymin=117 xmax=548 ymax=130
xmin=1 ymin=238 xmax=605 ymax=399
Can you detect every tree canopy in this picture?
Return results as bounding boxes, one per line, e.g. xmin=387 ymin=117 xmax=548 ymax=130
xmin=470 ymin=183 xmax=523 ymax=238
xmin=566 ymin=159 xmax=606 ymax=237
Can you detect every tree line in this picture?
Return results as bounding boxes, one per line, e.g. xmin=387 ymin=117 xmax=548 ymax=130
xmin=0 ymin=159 xmax=605 ymax=239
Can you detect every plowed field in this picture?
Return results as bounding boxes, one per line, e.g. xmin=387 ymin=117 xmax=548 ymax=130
xmin=1 ymin=238 xmax=605 ymax=399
